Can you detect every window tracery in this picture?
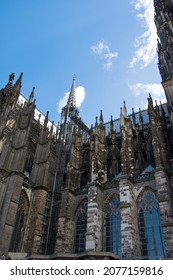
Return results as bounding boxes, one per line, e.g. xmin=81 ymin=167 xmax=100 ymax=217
xmin=138 ymin=191 xmax=166 ymax=259
xmin=104 ymin=197 xmax=122 ymax=256
xmin=74 ymin=201 xmax=87 ymax=253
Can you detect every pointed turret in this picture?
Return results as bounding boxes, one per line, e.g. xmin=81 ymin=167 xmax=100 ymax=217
xmin=132 ymin=108 xmax=136 ymax=128
xmin=99 ymin=110 xmax=104 ymax=126
xmin=67 ymin=75 xmax=76 ymax=110
xmin=120 ymin=107 xmax=124 ymax=126
xmin=123 ymin=101 xmax=127 ymax=118
xmin=28 ymin=87 xmax=35 ymax=104
xmin=110 ymin=115 xmax=114 ymax=134
xmin=60 ymin=75 xmax=78 ymax=125
xmin=14 ymin=72 xmax=23 ymax=91
xmin=44 ymin=111 xmax=49 ymax=129
xmin=4 ymin=73 xmax=14 ymax=94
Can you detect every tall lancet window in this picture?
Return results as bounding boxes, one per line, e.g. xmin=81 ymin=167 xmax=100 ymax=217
xmin=9 ymin=190 xmax=29 ymax=252
xmin=104 ymin=197 xmax=122 ymax=256
xmin=139 ymin=191 xmax=166 ymax=259
xmin=74 ymin=201 xmax=87 ymax=253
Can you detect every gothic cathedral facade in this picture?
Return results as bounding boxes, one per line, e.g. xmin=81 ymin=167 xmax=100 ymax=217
xmin=0 ymin=0 xmax=173 ymax=260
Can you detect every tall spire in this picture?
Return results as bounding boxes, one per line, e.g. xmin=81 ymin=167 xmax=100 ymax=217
xmin=67 ymin=75 xmax=76 ymax=109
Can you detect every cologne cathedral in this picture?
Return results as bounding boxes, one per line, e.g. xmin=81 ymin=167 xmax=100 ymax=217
xmin=0 ymin=0 xmax=173 ymax=260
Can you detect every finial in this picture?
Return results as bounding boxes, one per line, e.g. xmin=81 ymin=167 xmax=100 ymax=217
xmin=9 ymin=73 xmax=15 ymax=83
xmin=13 ymin=72 xmax=23 ymax=95
xmin=29 ymin=87 xmax=35 ymax=104
xmin=132 ymin=107 xmax=136 ymax=125
xmin=148 ymin=93 xmax=153 ymax=104
xmin=44 ymin=111 xmax=49 ymax=128
xmin=15 ymin=72 xmax=23 ymax=86
xmin=99 ymin=109 xmax=103 ymax=124
xmin=123 ymin=101 xmax=127 ymax=118
xmin=110 ymin=115 xmax=114 ymax=132
xmin=73 ymin=74 xmax=76 ymax=81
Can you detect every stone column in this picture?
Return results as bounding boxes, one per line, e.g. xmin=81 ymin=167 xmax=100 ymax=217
xmin=24 ymin=188 xmax=47 ymax=254
xmin=0 ymin=173 xmax=23 ymax=254
xmin=119 ymin=176 xmax=140 ymax=258
xmin=55 ymin=190 xmax=75 ymax=254
xmin=86 ymin=183 xmax=102 ymax=252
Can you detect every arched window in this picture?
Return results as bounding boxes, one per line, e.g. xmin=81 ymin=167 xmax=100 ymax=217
xmin=104 ymin=198 xmax=122 ymax=256
xmin=138 ymin=191 xmax=166 ymax=259
xmin=24 ymin=153 xmax=34 ymax=177
xmin=9 ymin=190 xmax=29 ymax=252
xmin=74 ymin=201 xmax=87 ymax=253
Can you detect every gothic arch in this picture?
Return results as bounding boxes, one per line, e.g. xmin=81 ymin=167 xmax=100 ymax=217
xmin=24 ymin=153 xmax=34 ymax=177
xmin=137 ymin=186 xmax=156 ymax=205
xmin=103 ymin=191 xmax=119 ymax=210
xmin=9 ymin=189 xmax=29 ymax=252
xmin=74 ymin=200 xmax=88 ymax=254
xmin=137 ymin=188 xmax=166 ymax=259
xmin=103 ymin=192 xmax=121 ymax=256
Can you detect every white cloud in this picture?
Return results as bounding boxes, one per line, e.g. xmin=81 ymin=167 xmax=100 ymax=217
xmin=129 ymin=83 xmax=166 ymax=109
xmin=91 ymin=40 xmax=118 ymax=71
xmin=129 ymin=83 xmax=164 ymax=97
xmin=57 ymin=86 xmax=86 ymax=113
xmin=130 ymin=0 xmax=157 ymax=68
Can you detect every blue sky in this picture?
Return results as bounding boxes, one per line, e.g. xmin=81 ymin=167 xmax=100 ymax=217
xmin=0 ymin=0 xmax=166 ymax=126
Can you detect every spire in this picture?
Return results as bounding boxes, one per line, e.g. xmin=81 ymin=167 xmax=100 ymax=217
xmin=120 ymin=107 xmax=124 ymax=126
xmin=4 ymin=73 xmax=14 ymax=93
xmin=15 ymin=72 xmax=22 ymax=91
xmin=8 ymin=73 xmax=15 ymax=83
xmin=110 ymin=115 xmax=114 ymax=133
xmin=132 ymin=108 xmax=136 ymax=127
xmin=95 ymin=116 xmax=98 ymax=127
xmin=14 ymin=72 xmax=23 ymax=88
xmin=44 ymin=111 xmax=49 ymax=128
xmin=148 ymin=93 xmax=153 ymax=108
xmin=28 ymin=87 xmax=35 ymax=104
xmin=99 ymin=109 xmax=104 ymax=125
xmin=67 ymin=75 xmax=76 ymax=109
xmin=123 ymin=101 xmax=127 ymax=118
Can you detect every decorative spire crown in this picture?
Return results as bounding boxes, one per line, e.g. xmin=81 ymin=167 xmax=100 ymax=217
xmin=67 ymin=75 xmax=76 ymax=109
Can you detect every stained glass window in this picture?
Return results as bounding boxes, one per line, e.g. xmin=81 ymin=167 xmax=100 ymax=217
xmin=105 ymin=198 xmax=122 ymax=256
xmin=139 ymin=191 xmax=166 ymax=259
xmin=74 ymin=201 xmax=87 ymax=253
